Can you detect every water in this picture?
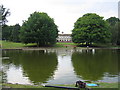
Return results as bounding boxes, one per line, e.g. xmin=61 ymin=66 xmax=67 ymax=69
xmin=2 ymin=48 xmax=119 ymax=85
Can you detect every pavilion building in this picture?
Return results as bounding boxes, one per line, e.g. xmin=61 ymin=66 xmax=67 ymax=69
xmin=57 ymin=34 xmax=72 ymax=42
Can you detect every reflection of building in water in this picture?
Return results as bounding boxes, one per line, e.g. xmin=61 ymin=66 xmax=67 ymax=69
xmin=46 ymin=48 xmax=80 ymax=84
xmin=44 ymin=48 xmax=75 ymax=56
xmin=57 ymin=34 xmax=72 ymax=42
xmin=44 ymin=48 xmax=96 ymax=55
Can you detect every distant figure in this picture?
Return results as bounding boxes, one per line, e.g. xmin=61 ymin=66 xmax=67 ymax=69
xmin=75 ymin=80 xmax=86 ymax=88
xmin=75 ymin=80 xmax=91 ymax=90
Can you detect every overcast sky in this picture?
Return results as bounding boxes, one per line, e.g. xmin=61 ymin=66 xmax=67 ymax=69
xmin=1 ymin=0 xmax=119 ymax=34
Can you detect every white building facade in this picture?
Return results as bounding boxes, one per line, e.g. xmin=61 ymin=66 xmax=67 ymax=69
xmin=57 ymin=34 xmax=72 ymax=42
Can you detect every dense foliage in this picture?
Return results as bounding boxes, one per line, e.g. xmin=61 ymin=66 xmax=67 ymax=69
xmin=117 ymin=22 xmax=120 ymax=45
xmin=113 ymin=22 xmax=120 ymax=45
xmin=106 ymin=17 xmax=119 ymax=26
xmin=2 ymin=24 xmax=20 ymax=42
xmin=20 ymin=12 xmax=58 ymax=46
xmin=106 ymin=17 xmax=120 ymax=45
xmin=72 ymin=13 xmax=111 ymax=46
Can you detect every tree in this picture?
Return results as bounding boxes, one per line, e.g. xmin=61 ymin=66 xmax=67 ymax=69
xmin=114 ymin=22 xmax=120 ymax=45
xmin=2 ymin=24 xmax=20 ymax=42
xmin=0 ymin=5 xmax=10 ymax=26
xmin=20 ymin=12 xmax=58 ymax=46
xmin=106 ymin=17 xmax=120 ymax=45
xmin=10 ymin=24 xmax=21 ymax=42
xmin=2 ymin=25 xmax=12 ymax=40
xmin=117 ymin=22 xmax=120 ymax=45
xmin=72 ymin=13 xmax=111 ymax=46
xmin=106 ymin=17 xmax=120 ymax=26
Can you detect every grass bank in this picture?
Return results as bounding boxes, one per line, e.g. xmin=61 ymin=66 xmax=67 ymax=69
xmin=2 ymin=82 xmax=119 ymax=89
xmin=1 ymin=41 xmax=36 ymax=49
xmin=56 ymin=42 xmax=76 ymax=46
xmin=1 ymin=41 xmax=120 ymax=49
xmin=1 ymin=41 xmax=77 ymax=49
xmin=54 ymin=42 xmax=77 ymax=47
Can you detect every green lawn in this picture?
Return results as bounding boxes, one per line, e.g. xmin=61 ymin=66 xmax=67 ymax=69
xmin=56 ymin=42 xmax=76 ymax=45
xmin=1 ymin=41 xmax=120 ymax=49
xmin=55 ymin=42 xmax=77 ymax=47
xmin=1 ymin=41 xmax=36 ymax=49
xmin=1 ymin=41 xmax=77 ymax=49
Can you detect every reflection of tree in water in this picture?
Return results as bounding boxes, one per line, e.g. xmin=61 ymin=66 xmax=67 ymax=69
xmin=117 ymin=49 xmax=120 ymax=75
xmin=72 ymin=49 xmax=118 ymax=81
xmin=21 ymin=50 xmax=58 ymax=84
xmin=2 ymin=50 xmax=58 ymax=84
xmin=2 ymin=50 xmax=21 ymax=68
xmin=2 ymin=50 xmax=12 ymax=83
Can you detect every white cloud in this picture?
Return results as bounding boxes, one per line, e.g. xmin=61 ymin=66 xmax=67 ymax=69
xmin=1 ymin=0 xmax=118 ymax=34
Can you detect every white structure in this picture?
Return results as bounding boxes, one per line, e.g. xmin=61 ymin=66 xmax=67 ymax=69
xmin=57 ymin=34 xmax=72 ymax=42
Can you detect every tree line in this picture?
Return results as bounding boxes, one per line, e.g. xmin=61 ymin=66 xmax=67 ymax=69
xmin=1 ymin=5 xmax=58 ymax=46
xmin=2 ymin=24 xmax=20 ymax=42
xmin=1 ymin=5 xmax=120 ymax=46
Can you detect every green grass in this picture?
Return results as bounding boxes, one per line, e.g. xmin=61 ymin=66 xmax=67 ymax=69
xmin=1 ymin=41 xmax=120 ymax=49
xmin=2 ymin=82 xmax=119 ymax=89
xmin=96 ymin=82 xmax=118 ymax=88
xmin=56 ymin=42 xmax=76 ymax=45
xmin=1 ymin=41 xmax=36 ymax=49
xmin=55 ymin=42 xmax=77 ymax=47
xmin=1 ymin=41 xmax=77 ymax=49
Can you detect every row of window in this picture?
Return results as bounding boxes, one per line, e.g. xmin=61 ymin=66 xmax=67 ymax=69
xmin=57 ymin=40 xmax=71 ymax=42
xmin=57 ymin=35 xmax=72 ymax=42
xmin=58 ymin=36 xmax=71 ymax=39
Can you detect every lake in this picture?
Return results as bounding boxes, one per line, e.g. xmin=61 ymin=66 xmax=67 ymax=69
xmin=2 ymin=48 xmax=120 ymax=85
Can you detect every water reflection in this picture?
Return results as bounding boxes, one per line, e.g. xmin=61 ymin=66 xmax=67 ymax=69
xmin=72 ymin=49 xmax=118 ymax=81
xmin=2 ymin=48 xmax=119 ymax=85
xmin=2 ymin=50 xmax=58 ymax=84
xmin=46 ymin=48 xmax=79 ymax=84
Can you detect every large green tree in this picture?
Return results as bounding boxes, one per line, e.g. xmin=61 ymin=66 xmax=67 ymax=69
xmin=20 ymin=12 xmax=58 ymax=46
xmin=106 ymin=17 xmax=120 ymax=45
xmin=72 ymin=13 xmax=111 ymax=46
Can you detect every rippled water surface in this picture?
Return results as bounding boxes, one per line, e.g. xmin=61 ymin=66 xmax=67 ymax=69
xmin=2 ymin=48 xmax=120 ymax=85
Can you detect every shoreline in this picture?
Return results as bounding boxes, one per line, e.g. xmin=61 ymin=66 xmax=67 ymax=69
xmin=2 ymin=82 xmax=119 ymax=88
xmin=1 ymin=46 xmax=120 ymax=50
xmin=1 ymin=40 xmax=120 ymax=50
